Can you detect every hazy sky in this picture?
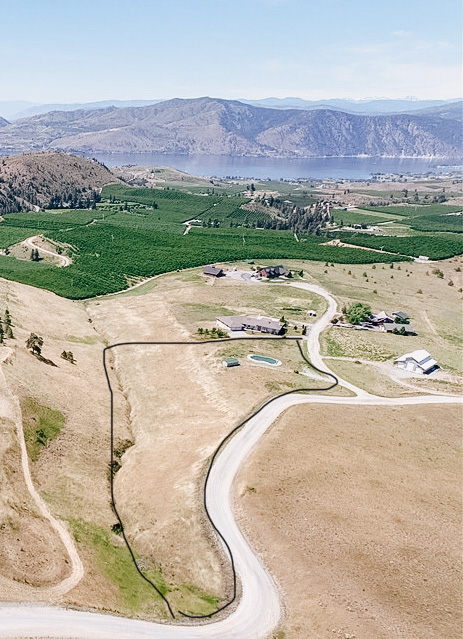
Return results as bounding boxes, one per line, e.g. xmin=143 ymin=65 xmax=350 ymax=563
xmin=1 ymin=0 xmax=461 ymax=103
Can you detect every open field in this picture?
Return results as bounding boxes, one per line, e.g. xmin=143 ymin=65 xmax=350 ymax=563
xmin=238 ymin=403 xmax=463 ymax=639
xmin=262 ymin=256 xmax=463 ymax=376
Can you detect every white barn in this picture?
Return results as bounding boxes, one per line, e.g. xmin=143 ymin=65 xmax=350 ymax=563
xmin=395 ymin=350 xmax=438 ymax=375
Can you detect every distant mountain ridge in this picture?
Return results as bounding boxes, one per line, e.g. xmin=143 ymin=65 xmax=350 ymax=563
xmin=0 ymin=97 xmax=461 ymax=158
xmin=1 ymin=97 xmax=461 ymax=120
xmin=240 ymin=97 xmax=461 ymax=115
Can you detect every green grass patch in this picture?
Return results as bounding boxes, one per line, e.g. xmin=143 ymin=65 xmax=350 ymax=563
xmin=68 ymin=518 xmax=169 ymax=614
xmin=332 ymin=209 xmax=398 ymax=226
xmin=21 ymin=397 xmax=65 ymax=461
xmin=65 ymin=334 xmax=102 ymax=345
xmin=68 ymin=518 xmax=220 ymax=617
xmin=322 ymin=332 xmax=347 ymax=357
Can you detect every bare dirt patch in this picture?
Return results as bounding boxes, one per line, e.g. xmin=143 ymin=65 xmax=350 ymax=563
xmin=237 ymin=403 xmax=462 ymax=639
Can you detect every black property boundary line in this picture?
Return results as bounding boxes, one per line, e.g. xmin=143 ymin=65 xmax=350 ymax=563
xmin=103 ymin=336 xmax=338 ymax=621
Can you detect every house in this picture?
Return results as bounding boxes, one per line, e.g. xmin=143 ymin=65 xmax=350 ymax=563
xmin=203 ymin=266 xmax=224 ymax=277
xmin=370 ymin=311 xmax=394 ymax=325
xmin=381 ymin=324 xmax=417 ymax=335
xmin=392 ymin=311 xmax=410 ymax=321
xmin=395 ymin=350 xmax=439 ymax=374
xmin=257 ymin=265 xmax=290 ymax=279
xmin=216 ymin=315 xmax=285 ymax=335
xmin=223 ymin=357 xmax=240 ymax=368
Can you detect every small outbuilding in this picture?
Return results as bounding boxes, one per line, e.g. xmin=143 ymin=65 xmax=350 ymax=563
xmin=223 ymin=357 xmax=240 ymax=368
xmin=395 ymin=349 xmax=438 ymax=374
xmin=203 ymin=266 xmax=224 ymax=277
xmin=382 ymin=324 xmax=417 ymax=335
xmin=392 ymin=311 xmax=410 ymax=321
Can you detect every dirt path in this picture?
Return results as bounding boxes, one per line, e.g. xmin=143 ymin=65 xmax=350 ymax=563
xmin=421 ymin=309 xmax=452 ymax=349
xmin=0 ymin=349 xmax=84 ymax=598
xmin=24 ymin=236 xmax=71 ymax=267
xmin=322 ymin=238 xmax=397 ymax=255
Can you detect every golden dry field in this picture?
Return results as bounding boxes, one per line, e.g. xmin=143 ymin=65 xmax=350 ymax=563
xmin=238 ymin=403 xmax=462 ymax=639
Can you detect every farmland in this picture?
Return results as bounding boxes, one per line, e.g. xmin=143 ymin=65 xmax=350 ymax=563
xmin=0 ymin=210 xmax=405 ymax=300
xmin=0 ymin=174 xmax=461 ymax=299
xmin=337 ymin=233 xmax=463 ymax=259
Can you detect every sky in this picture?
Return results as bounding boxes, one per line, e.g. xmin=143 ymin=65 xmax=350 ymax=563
xmin=1 ymin=0 xmax=461 ymax=103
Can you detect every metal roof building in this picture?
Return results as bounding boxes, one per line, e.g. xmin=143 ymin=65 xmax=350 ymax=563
xmin=395 ymin=349 xmax=438 ymax=374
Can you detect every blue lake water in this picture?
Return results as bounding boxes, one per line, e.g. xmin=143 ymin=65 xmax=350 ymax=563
xmin=91 ymin=153 xmax=462 ymax=180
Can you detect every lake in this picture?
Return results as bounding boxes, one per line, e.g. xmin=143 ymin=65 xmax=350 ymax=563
xmin=91 ymin=153 xmax=462 ymax=180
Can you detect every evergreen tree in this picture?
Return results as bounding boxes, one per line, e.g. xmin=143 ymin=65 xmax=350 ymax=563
xmin=26 ymin=333 xmax=43 ymax=356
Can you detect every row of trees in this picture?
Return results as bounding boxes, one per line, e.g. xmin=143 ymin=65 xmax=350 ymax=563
xmin=196 ymin=327 xmax=228 ymax=339
xmin=48 ymin=190 xmax=101 ymax=210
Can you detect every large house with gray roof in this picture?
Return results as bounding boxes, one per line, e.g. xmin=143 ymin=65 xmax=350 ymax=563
xmin=216 ymin=315 xmax=285 ymax=335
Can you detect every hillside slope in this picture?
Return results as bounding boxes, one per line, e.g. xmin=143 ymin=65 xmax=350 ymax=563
xmin=0 ymin=98 xmax=460 ymax=158
xmin=0 ymin=152 xmax=120 ymax=214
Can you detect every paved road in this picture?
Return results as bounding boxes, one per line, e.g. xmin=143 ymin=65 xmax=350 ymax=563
xmin=0 ymin=276 xmax=461 ymax=638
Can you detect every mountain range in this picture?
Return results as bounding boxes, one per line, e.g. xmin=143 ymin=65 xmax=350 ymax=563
xmin=0 ymin=97 xmax=461 ymax=158
xmin=0 ymin=98 xmax=460 ymax=121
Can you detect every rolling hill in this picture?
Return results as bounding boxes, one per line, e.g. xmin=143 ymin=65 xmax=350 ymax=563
xmin=0 ymin=152 xmax=120 ymax=214
xmin=0 ymin=98 xmax=460 ymax=158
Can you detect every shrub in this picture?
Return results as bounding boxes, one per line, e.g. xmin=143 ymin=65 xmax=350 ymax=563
xmin=346 ymin=302 xmax=372 ymax=325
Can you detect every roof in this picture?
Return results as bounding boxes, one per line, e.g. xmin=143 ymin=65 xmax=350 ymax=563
xmin=223 ymin=357 xmax=239 ymax=364
xmin=216 ymin=316 xmax=246 ymax=329
xmin=393 ymin=311 xmax=410 ymax=320
xmin=243 ymin=316 xmax=284 ymax=332
xmin=373 ymin=311 xmax=394 ymax=321
xmin=259 ymin=265 xmax=289 ymax=276
xmin=395 ymin=349 xmax=438 ymax=370
xmin=217 ymin=315 xmax=284 ymax=332
xmin=384 ymin=324 xmax=416 ymax=334
xmin=203 ymin=266 xmax=223 ymax=276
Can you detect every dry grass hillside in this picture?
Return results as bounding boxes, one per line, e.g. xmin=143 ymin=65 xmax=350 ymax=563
xmin=238 ymin=403 xmax=462 ymax=639
xmin=0 ymin=260 xmax=460 ymax=627
xmin=0 ymin=152 xmax=120 ymax=213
